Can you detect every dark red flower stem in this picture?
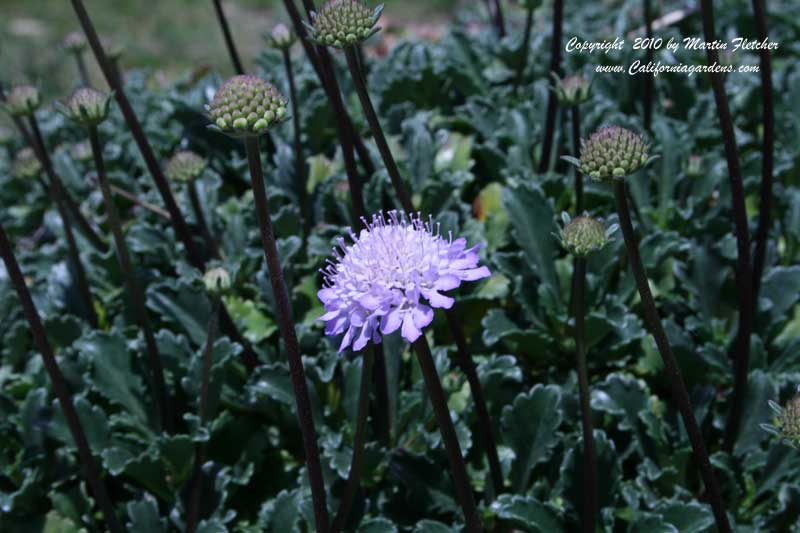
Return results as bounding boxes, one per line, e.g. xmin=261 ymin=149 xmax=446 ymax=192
xmin=331 ymin=347 xmax=374 ymax=533
xmin=512 ymin=6 xmax=534 ymax=93
xmin=70 ymin=0 xmax=260 ymax=370
xmin=212 ymin=0 xmax=245 ymax=75
xmin=282 ymin=0 xmax=375 ymax=178
xmin=697 ymin=0 xmax=754 ymax=454
xmin=614 ymin=181 xmax=731 ymax=533
xmin=28 ymin=116 xmax=99 ymax=328
xmin=344 ymin=46 xmax=413 ymax=212
xmin=572 ymin=257 xmax=597 ymax=533
xmin=187 ymin=297 xmax=220 ymax=533
xmin=0 ymin=222 xmax=123 ymax=533
xmin=750 ymin=0 xmax=774 ymax=304
xmin=88 ymin=125 xmax=173 ymax=433
xmin=413 ymin=336 xmax=483 ymax=533
xmin=643 ymin=0 xmax=654 ymax=131
xmin=491 ymin=0 xmax=506 ymax=37
xmin=371 ymin=343 xmax=391 ymax=444
xmin=74 ymin=52 xmax=90 ymax=86
xmin=24 ymin=114 xmax=106 ymax=252
xmin=571 ymin=106 xmax=583 ymax=214
xmin=244 ymin=136 xmax=329 ymax=533
xmin=188 ymin=180 xmax=220 ymax=259
xmin=281 ymin=47 xmax=311 ymax=239
xmin=344 ymin=44 xmax=503 ymax=495
xmin=537 ymin=0 xmax=564 ymax=174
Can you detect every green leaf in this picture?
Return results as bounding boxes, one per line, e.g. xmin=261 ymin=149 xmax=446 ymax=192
xmin=358 ymin=517 xmax=398 ymax=533
xmin=501 ymin=384 xmax=563 ymax=492
xmin=127 ymin=494 xmax=166 ymax=533
xmin=490 ymin=494 xmax=563 ymax=532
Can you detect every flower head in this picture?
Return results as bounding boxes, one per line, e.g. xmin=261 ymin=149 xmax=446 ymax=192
xmin=318 ymin=211 xmax=491 ymax=352
xmin=206 ymin=75 xmax=288 ymax=137
xmin=103 ymin=37 xmax=125 ymax=60
xmin=265 ymin=23 xmax=296 ymax=50
xmin=558 ymin=213 xmax=616 ymax=256
xmin=165 ymin=150 xmax=207 ymax=183
xmin=61 ymin=87 xmax=112 ymax=126
xmin=204 ymin=267 xmax=232 ymax=296
xmin=307 ymin=0 xmax=383 ymax=49
xmin=13 ymin=147 xmax=42 ymax=179
xmin=578 ymin=126 xmax=649 ymax=180
xmin=763 ymin=392 xmax=800 ymax=448
xmin=3 ymin=85 xmax=41 ymax=117
xmin=64 ymin=31 xmax=87 ymax=54
xmin=554 ymin=74 xmax=591 ymax=105
xmin=71 ymin=140 xmax=93 ymax=162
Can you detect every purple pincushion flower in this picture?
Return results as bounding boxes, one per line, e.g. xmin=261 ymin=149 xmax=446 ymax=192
xmin=318 ymin=212 xmax=491 ymax=352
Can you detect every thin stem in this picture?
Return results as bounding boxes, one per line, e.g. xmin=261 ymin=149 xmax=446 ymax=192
xmin=512 ymin=7 xmax=534 ymax=93
xmin=0 ymin=223 xmax=123 ymax=533
xmin=372 ymin=342 xmax=391 ymax=444
xmin=491 ymin=0 xmax=506 ymax=37
xmin=28 ymin=115 xmax=106 ymax=251
xmin=109 ymin=58 xmax=124 ymax=87
xmin=446 ymin=310 xmax=503 ymax=497
xmin=643 ymin=0 xmax=654 ymax=131
xmin=187 ymin=298 xmax=220 ymax=533
xmin=188 ymin=180 xmax=220 ymax=259
xmin=537 ymin=0 xmax=564 ymax=174
xmin=282 ymin=48 xmax=311 ymax=239
xmin=698 ymin=0 xmax=754 ymax=454
xmin=572 ymin=257 xmax=597 ymax=533
xmin=750 ymin=0 xmax=774 ymax=304
xmin=75 ymin=52 xmax=90 ymax=86
xmin=212 ymin=0 xmax=245 ymax=75
xmin=331 ymin=348 xmax=374 ymax=533
xmin=344 ymin=46 xmax=413 ymax=213
xmin=244 ymin=136 xmax=329 ymax=533
xmin=412 ymin=336 xmax=483 ymax=533
xmin=110 ymin=184 xmax=170 ymax=220
xmin=71 ymin=0 xmax=259 ymax=370
xmin=89 ymin=125 xmax=172 ymax=433
xmin=571 ymin=106 xmax=583 ymax=214
xmin=28 ymin=117 xmax=99 ymax=328
xmin=614 ymin=181 xmax=731 ymax=533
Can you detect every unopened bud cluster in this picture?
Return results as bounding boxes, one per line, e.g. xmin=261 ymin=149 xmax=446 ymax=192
xmin=62 ymin=87 xmax=112 ymax=126
xmin=165 ymin=150 xmax=207 ymax=183
xmin=64 ymin=32 xmax=87 ymax=54
xmin=204 ymin=267 xmax=232 ymax=296
xmin=266 ymin=23 xmax=296 ymax=50
xmin=579 ymin=126 xmax=648 ymax=180
xmin=559 ymin=214 xmax=613 ymax=256
xmin=3 ymin=85 xmax=41 ymax=117
xmin=13 ymin=148 xmax=42 ymax=179
xmin=554 ymin=74 xmax=591 ymax=105
xmin=308 ymin=0 xmax=383 ymax=49
xmin=207 ymin=75 xmax=288 ymax=137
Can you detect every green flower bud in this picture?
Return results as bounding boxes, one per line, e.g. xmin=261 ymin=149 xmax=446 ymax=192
xmin=307 ymin=0 xmax=383 ymax=49
xmin=71 ymin=140 xmax=93 ymax=162
xmin=206 ymin=75 xmax=289 ymax=138
xmin=558 ymin=213 xmax=616 ymax=256
xmin=165 ymin=150 xmax=207 ymax=183
xmin=64 ymin=31 xmax=87 ymax=54
xmin=3 ymin=85 xmax=41 ymax=117
xmin=686 ymin=155 xmax=702 ymax=178
xmin=61 ymin=87 xmax=112 ymax=126
xmin=103 ymin=37 xmax=125 ymax=60
xmin=554 ymin=74 xmax=591 ymax=105
xmin=764 ymin=393 xmax=800 ymax=448
xmin=265 ymin=23 xmax=296 ymax=50
xmin=204 ymin=267 xmax=232 ymax=296
xmin=13 ymin=147 xmax=42 ymax=179
xmin=579 ymin=126 xmax=649 ymax=180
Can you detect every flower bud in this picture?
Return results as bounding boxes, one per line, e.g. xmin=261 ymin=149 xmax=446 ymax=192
xmin=71 ymin=140 xmax=93 ymax=162
xmin=559 ymin=213 xmax=615 ymax=256
xmin=206 ymin=75 xmax=289 ymax=137
xmin=165 ymin=150 xmax=207 ymax=183
xmin=13 ymin=147 xmax=42 ymax=179
xmin=686 ymin=155 xmax=702 ymax=178
xmin=579 ymin=126 xmax=649 ymax=180
xmin=64 ymin=31 xmax=87 ymax=54
xmin=61 ymin=87 xmax=112 ymax=126
xmin=265 ymin=23 xmax=296 ymax=50
xmin=3 ymin=85 xmax=41 ymax=117
xmin=307 ymin=0 xmax=383 ymax=49
xmin=764 ymin=394 xmax=800 ymax=448
xmin=554 ymin=74 xmax=591 ymax=105
xmin=204 ymin=267 xmax=232 ymax=296
xmin=103 ymin=38 xmax=125 ymax=60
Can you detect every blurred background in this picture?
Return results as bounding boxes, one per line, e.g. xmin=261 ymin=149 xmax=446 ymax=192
xmin=1 ymin=0 xmax=462 ymax=97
